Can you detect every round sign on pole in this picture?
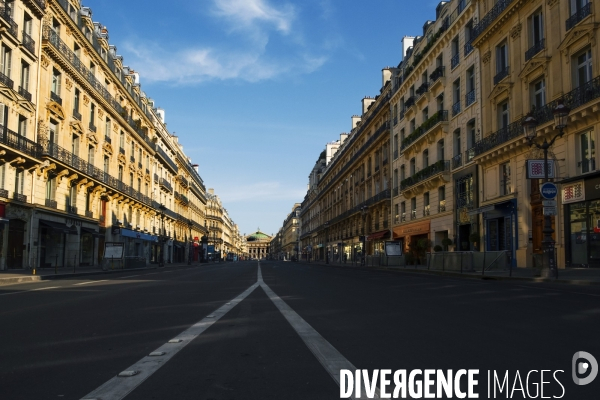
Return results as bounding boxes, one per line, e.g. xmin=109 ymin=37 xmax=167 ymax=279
xmin=540 ymin=182 xmax=558 ymax=199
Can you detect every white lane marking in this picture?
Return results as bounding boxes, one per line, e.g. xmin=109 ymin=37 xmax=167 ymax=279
xmin=0 ymin=286 xmax=60 ymax=296
xmin=74 ymin=280 xmax=109 ymax=286
xmin=80 ymin=282 xmax=259 ymax=400
xmin=257 ymin=263 xmax=378 ymax=399
xmin=118 ymin=275 xmax=141 ymax=279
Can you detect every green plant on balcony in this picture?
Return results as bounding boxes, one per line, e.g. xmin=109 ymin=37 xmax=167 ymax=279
xmin=401 ymin=112 xmax=445 ymax=149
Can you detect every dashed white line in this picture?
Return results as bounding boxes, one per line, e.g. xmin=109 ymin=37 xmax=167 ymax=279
xmin=80 ymin=282 xmax=259 ymax=400
xmin=73 ymin=280 xmax=108 ymax=286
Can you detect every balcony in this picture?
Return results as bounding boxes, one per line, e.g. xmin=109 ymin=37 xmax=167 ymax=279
xmin=429 ymin=66 xmax=445 ymax=83
xmin=401 ymin=213 xmax=406 ymax=222
xmin=23 ymin=0 xmax=46 ymax=16
xmin=0 ymin=188 xmax=7 ymax=198
xmin=566 ymin=3 xmax=592 ymax=31
xmin=18 ymin=86 xmax=32 ymax=102
xmin=119 ymin=147 xmax=125 ymax=155
xmin=400 ymin=160 xmax=450 ymax=192
xmin=416 ymin=82 xmax=429 ymax=97
xmin=401 ymin=110 xmax=448 ymax=152
xmin=45 ymin=198 xmax=57 ymax=209
xmin=0 ymin=124 xmax=41 ymax=158
xmin=423 ymin=205 xmax=430 ymax=216
xmin=438 ymin=200 xmax=446 ymax=212
xmin=451 ymin=53 xmax=460 ymax=69
xmin=21 ymin=31 xmax=35 ymax=55
xmin=13 ymin=192 xmax=27 ymax=202
xmin=472 ymin=0 xmax=515 ymax=40
xmin=178 ymin=175 xmax=189 ymax=188
xmin=411 ymin=210 xmax=417 ymax=220
xmin=89 ymin=122 xmax=96 ymax=132
xmin=578 ymin=158 xmax=596 ymax=174
xmin=452 ymin=101 xmax=461 ymax=117
xmin=50 ymin=91 xmax=62 ymax=105
xmin=468 ymin=120 xmax=523 ymax=158
xmin=494 ymin=67 xmax=509 ymax=85
xmin=159 ymin=177 xmax=173 ymax=193
xmin=0 ymin=71 xmax=14 ymax=89
xmin=104 ymin=135 xmax=111 ymax=144
xmin=525 ymin=39 xmax=545 ymax=62
xmin=456 ymin=191 xmax=475 ymax=209
xmin=0 ymin=5 xmax=18 ymax=39
xmin=156 ymin=145 xmax=179 ymax=173
xmin=85 ymin=210 xmax=93 ymax=218
xmin=465 ymin=90 xmax=476 ymax=107
xmin=154 ymin=173 xmax=159 ymax=183
xmin=67 ymin=205 xmax=77 ymax=215
xmin=464 ymin=40 xmax=474 ymax=57
xmin=452 ymin=153 xmax=462 ymax=169
xmin=393 ymin=187 xmax=399 ymax=197
xmin=404 ymin=96 xmax=416 ymax=109
xmin=73 ymin=109 xmax=81 ymax=121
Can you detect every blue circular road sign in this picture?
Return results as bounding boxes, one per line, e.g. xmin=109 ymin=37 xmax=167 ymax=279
xmin=540 ymin=182 xmax=558 ymax=199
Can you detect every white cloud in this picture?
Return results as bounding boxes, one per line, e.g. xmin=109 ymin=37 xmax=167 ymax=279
xmin=212 ymin=0 xmax=295 ymax=35
xmin=121 ymin=0 xmax=329 ymax=84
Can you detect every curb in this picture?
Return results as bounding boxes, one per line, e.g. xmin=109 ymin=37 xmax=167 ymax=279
xmin=0 ymin=263 xmax=201 ymax=286
xmin=302 ymin=261 xmax=600 ymax=286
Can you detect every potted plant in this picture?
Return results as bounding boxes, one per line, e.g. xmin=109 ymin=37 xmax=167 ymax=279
xmin=434 ymin=245 xmax=443 ymax=252
xmin=469 ymin=232 xmax=480 ymax=251
xmin=441 ymin=238 xmax=453 ymax=251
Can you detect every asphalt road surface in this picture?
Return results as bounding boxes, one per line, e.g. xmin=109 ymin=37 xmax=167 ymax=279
xmin=1 ymin=260 xmax=599 ymax=399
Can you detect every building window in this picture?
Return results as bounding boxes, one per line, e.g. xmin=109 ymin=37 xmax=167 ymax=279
xmin=393 ymin=134 xmax=398 ymax=158
xmin=423 ymin=149 xmax=429 ymax=168
xmin=466 ymin=67 xmax=475 ymax=107
xmin=439 ymin=186 xmax=446 ymax=212
xmin=401 ymin=201 xmax=406 ymax=221
xmin=20 ymin=61 xmax=29 ymax=92
xmin=437 ymin=139 xmax=444 ymax=161
xmin=578 ymin=130 xmax=596 ymax=173
xmin=105 ymin=118 xmax=111 ymax=138
xmin=119 ymin=131 xmax=125 ymax=149
xmin=0 ymin=45 xmax=11 ymax=79
xmin=45 ymin=176 xmax=56 ymax=200
xmin=14 ymin=168 xmax=24 ymax=195
xmin=74 ymin=88 xmax=80 ymax=113
xmin=51 ymin=68 xmax=61 ymax=96
xmin=526 ymin=9 xmax=544 ymax=61
xmin=574 ymin=47 xmax=592 ymax=88
xmin=88 ymin=145 xmax=94 ymax=166
xmin=495 ymin=41 xmax=509 ymax=84
xmin=411 ymin=197 xmax=417 ymax=219
xmin=394 ymin=203 xmax=399 ymax=223
xmin=104 ymin=156 xmax=110 ymax=175
xmin=452 ymin=79 xmax=461 ymax=116
xmin=400 ymin=165 xmax=405 ymax=181
xmin=498 ymin=101 xmax=509 ymax=130
xmin=118 ymin=165 xmax=123 ymax=181
xmin=531 ymin=78 xmax=546 ymax=110
xmin=424 ymin=192 xmax=430 ymax=216
xmin=72 ymin=134 xmax=79 ymax=157
xmin=500 ymin=162 xmax=511 ymax=195
xmin=451 ymin=36 xmax=460 ymax=69
xmin=410 ymin=158 xmax=416 ymax=176
xmin=17 ymin=115 xmax=26 ymax=137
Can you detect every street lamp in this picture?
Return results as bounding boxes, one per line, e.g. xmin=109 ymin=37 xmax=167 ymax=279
xmin=158 ymin=203 xmax=166 ymax=267
xmin=360 ymin=205 xmax=368 ymax=266
xmin=522 ymin=99 xmax=570 ymax=278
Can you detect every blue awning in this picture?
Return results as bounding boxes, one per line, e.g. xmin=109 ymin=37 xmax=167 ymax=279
xmin=120 ymin=228 xmax=158 ymax=242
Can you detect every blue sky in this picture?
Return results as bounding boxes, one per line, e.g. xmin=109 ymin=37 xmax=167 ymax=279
xmin=91 ymin=0 xmax=436 ymax=236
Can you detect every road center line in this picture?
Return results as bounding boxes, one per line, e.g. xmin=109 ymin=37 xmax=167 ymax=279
xmin=257 ymin=263 xmax=379 ymax=399
xmin=0 ymin=286 xmax=60 ymax=296
xmin=80 ymin=282 xmax=259 ymax=400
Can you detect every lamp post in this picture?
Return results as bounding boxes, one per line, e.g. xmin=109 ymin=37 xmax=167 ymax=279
xmin=158 ymin=203 xmax=166 ymax=267
xmin=360 ymin=205 xmax=368 ymax=266
xmin=522 ymin=99 xmax=570 ymax=278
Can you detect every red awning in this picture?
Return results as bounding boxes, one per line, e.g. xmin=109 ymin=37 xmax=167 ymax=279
xmin=367 ymin=230 xmax=390 ymax=241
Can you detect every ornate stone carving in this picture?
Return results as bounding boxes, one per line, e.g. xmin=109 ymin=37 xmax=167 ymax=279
xmin=102 ymin=142 xmax=113 ymax=156
xmin=98 ymin=108 xmax=104 ymax=118
xmin=65 ymin=78 xmax=73 ymax=91
xmin=83 ymin=94 xmax=90 ymax=106
xmin=510 ymin=23 xmax=522 ymax=40
xmin=41 ymin=54 xmax=50 ymax=69
xmin=547 ymin=0 xmax=559 ymax=8
xmin=37 ymin=119 xmax=48 ymax=142
xmin=65 ymin=26 xmax=73 ymax=36
xmin=482 ymin=50 xmax=492 ymax=64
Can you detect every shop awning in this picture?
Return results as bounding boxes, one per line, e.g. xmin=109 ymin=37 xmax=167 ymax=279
xmin=367 ymin=230 xmax=391 ymax=241
xmin=81 ymin=227 xmax=104 ymax=238
xmin=40 ymin=220 xmax=78 ymax=234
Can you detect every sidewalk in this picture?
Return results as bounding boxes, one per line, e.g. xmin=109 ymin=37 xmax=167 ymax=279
xmin=0 ymin=262 xmax=206 ymax=286
xmin=306 ymin=259 xmax=600 ymax=285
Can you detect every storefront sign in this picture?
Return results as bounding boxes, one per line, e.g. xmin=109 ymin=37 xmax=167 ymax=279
xmin=584 ymin=176 xmax=600 ymax=200
xmin=526 ymin=160 xmax=555 ymax=179
xmin=562 ymin=181 xmax=585 ymax=204
xmin=393 ymin=220 xmax=430 ymax=238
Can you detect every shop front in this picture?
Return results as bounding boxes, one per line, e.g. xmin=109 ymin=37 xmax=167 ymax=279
xmin=563 ymin=175 xmax=600 ymax=267
xmin=366 ymin=230 xmax=390 ymax=255
xmin=393 ymin=220 xmax=430 ymax=254
xmin=39 ymin=219 xmax=77 ymax=268
xmin=482 ymin=199 xmax=517 ymax=267
xmin=119 ymin=228 xmax=159 ymax=266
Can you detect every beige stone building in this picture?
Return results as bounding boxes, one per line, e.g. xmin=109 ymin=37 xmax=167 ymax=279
xmin=281 ymin=203 xmax=300 ymax=260
xmin=246 ymin=230 xmax=271 ymax=260
xmin=391 ymin=0 xmax=481 ymax=253
xmin=0 ymin=0 xmax=243 ymax=270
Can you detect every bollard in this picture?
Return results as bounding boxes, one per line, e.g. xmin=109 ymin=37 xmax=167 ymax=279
xmin=55 ymin=254 xmax=58 ymax=275
xmin=73 ymin=254 xmax=76 ymax=273
xmin=111 ymin=255 xmax=114 ymax=270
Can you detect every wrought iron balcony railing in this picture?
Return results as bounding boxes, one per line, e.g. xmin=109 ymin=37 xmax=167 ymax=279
xmin=13 ymin=192 xmax=27 ymax=202
xmin=566 ymin=3 xmax=592 ymax=31
xmin=578 ymin=158 xmax=596 ymax=174
xmin=451 ymin=53 xmax=460 ymax=69
xmin=50 ymin=91 xmax=62 ymax=105
xmin=429 ymin=66 xmax=445 ymax=83
xmin=45 ymin=198 xmax=57 ymax=209
xmin=119 ymin=147 xmax=125 ymax=155
xmin=464 ymin=40 xmax=474 ymax=57
xmin=0 ymin=6 xmax=18 ymax=38
xmin=154 ymin=173 xmax=159 ymax=183
xmin=18 ymin=86 xmax=31 ymax=102
xmin=456 ymin=191 xmax=475 ymax=209
xmin=156 ymin=145 xmax=179 ymax=173
xmin=22 ymin=31 xmax=35 ymax=55
xmin=439 ymin=200 xmax=446 ymax=212
xmin=159 ymin=177 xmax=173 ymax=193
xmin=452 ymin=101 xmax=461 ymax=117
xmin=67 ymin=205 xmax=78 ymax=214
xmin=400 ymin=160 xmax=450 ymax=190
xmin=0 ymin=124 xmax=41 ymax=158
xmin=452 ymin=153 xmax=462 ymax=169
xmin=85 ymin=210 xmax=93 ymax=218
xmin=0 ymin=71 xmax=14 ymax=89
xmin=404 ymin=96 xmax=416 ymax=109
xmin=104 ymin=135 xmax=111 ymax=144
xmin=465 ymin=90 xmax=476 ymax=107
xmin=494 ymin=67 xmax=509 ymax=85
xmin=472 ymin=0 xmax=515 ymax=40
xmin=525 ymin=39 xmax=545 ymax=62
xmin=401 ymin=110 xmax=448 ymax=151
xmin=469 ymin=120 xmax=523 ymax=157
xmin=416 ymin=82 xmax=429 ymax=97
